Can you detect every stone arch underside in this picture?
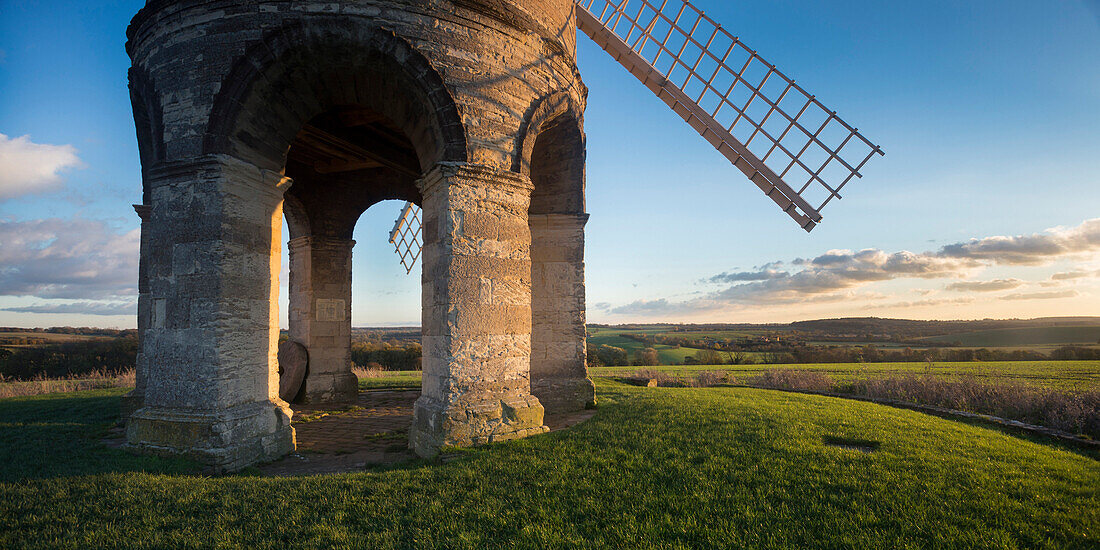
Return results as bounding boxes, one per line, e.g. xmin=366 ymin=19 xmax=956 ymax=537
xmin=204 ymin=19 xmax=467 ymax=174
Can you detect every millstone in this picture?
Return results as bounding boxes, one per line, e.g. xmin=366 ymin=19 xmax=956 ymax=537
xmin=277 ymin=340 xmax=309 ymax=402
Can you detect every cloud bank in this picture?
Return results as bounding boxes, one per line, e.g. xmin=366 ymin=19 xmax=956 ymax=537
xmin=609 ymin=218 xmax=1100 ymax=317
xmin=0 ymin=218 xmax=139 ymax=300
xmin=0 ymin=134 xmax=83 ymax=200
xmin=1 ymin=301 xmax=137 ymax=316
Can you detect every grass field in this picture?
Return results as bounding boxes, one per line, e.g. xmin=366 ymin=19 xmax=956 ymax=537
xmin=1 ymin=380 xmax=1097 ymax=548
xmin=587 ymin=327 xmax=722 ymax=364
xmin=594 ymin=361 xmax=1100 ymax=390
xmin=356 ymin=361 xmax=1100 ymax=392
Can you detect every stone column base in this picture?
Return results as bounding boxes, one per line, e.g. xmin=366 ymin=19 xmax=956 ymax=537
xmin=533 ymin=377 xmax=596 ymax=414
xmin=409 ymin=395 xmax=549 ymax=457
xmin=298 ymin=371 xmax=358 ymax=405
xmin=125 ymin=400 xmax=295 ymax=472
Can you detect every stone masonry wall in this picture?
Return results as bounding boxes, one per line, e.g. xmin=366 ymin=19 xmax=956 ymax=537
xmin=530 ymin=213 xmax=595 ymax=413
xmin=126 ymin=155 xmax=295 ymax=471
xmin=411 ymin=163 xmax=548 ymax=456
xmin=287 ymin=236 xmax=358 ymax=405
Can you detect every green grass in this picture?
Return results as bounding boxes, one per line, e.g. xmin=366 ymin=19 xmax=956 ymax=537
xmin=587 ymin=329 xmax=729 ymax=364
xmin=592 ymin=361 xmax=1100 ymax=390
xmin=920 ymin=326 xmax=1100 ymax=347
xmin=2 ymin=380 xmax=1098 ymax=548
xmin=354 ymin=361 xmax=1100 ymax=391
xmin=0 ymin=388 xmax=199 ymax=481
xmin=358 ymin=372 xmax=421 ymax=389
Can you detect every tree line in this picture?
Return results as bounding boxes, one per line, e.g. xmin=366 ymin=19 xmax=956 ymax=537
xmin=350 ymin=342 xmax=422 ymax=371
xmin=0 ymin=337 xmax=139 ymax=380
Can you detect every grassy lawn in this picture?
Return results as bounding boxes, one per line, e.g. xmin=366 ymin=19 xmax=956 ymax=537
xmin=2 ymin=380 xmax=1098 ymax=548
xmin=0 ymin=388 xmax=199 ymax=481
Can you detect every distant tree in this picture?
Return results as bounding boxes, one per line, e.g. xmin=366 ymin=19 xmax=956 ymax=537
xmin=694 ymin=349 xmax=722 ymax=365
xmin=637 ymin=348 xmax=660 ymax=366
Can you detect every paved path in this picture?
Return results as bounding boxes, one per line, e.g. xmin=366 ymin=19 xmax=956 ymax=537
xmin=260 ymin=389 xmax=595 ymax=476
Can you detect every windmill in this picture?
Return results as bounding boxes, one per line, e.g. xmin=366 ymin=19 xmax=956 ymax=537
xmin=390 ymin=0 xmax=883 ymax=269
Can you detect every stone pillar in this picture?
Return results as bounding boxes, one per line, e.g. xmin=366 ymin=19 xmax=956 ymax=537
xmin=410 ymin=163 xmax=549 ymax=457
xmin=287 ymin=235 xmax=357 ymax=405
xmin=529 ymin=213 xmax=595 ymax=413
xmin=125 ymin=155 xmax=295 ymax=471
xmin=121 ymin=204 xmax=152 ymax=424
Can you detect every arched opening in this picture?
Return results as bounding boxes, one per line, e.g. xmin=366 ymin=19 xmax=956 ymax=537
xmin=527 ymin=111 xmax=596 ymax=413
xmin=280 ymin=106 xmax=421 ymax=405
xmin=199 ymin=23 xmax=461 ymax=414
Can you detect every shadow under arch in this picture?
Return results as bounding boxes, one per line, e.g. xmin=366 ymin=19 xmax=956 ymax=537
xmin=203 ymin=19 xmax=467 ymax=173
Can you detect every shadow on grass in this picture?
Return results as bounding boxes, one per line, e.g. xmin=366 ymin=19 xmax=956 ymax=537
xmin=0 ymin=389 xmax=199 ymax=482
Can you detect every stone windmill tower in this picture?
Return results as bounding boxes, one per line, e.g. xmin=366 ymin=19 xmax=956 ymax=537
xmin=123 ymin=0 xmax=881 ymax=470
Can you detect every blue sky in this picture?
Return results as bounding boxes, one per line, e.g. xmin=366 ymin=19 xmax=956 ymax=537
xmin=0 ymin=0 xmax=1098 ymax=328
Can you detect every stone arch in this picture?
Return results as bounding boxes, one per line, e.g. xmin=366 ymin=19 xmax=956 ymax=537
xmin=204 ymin=20 xmax=467 ymax=173
xmin=519 ymin=91 xmax=586 ymax=215
xmin=514 ymin=90 xmax=582 ymax=177
xmin=283 ymin=193 xmax=310 ymax=241
xmin=128 ymin=66 xmax=163 ymax=203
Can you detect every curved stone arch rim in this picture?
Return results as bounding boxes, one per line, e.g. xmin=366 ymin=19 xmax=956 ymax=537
xmin=202 ymin=18 xmax=468 ymax=172
xmin=128 ymin=65 xmax=164 ymax=204
xmin=513 ymin=89 xmax=586 ymax=176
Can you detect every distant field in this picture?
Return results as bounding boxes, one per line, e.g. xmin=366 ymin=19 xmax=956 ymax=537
xmin=0 ymin=332 xmax=112 ymax=348
xmin=587 ymin=329 xmax=704 ymax=364
xmin=920 ymin=326 xmax=1100 ymax=347
xmin=587 ymin=327 xmax=756 ymax=364
xmin=359 ymin=361 xmax=1100 ymax=391
xmin=591 ymin=361 xmax=1100 ymax=390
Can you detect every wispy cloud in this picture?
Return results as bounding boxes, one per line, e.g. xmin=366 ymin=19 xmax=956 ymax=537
xmin=1 ymin=301 xmax=136 ymax=316
xmin=1000 ymin=290 xmax=1080 ymax=301
xmin=945 ymin=279 xmax=1023 ymax=292
xmin=1051 ymin=270 xmax=1100 ymax=281
xmin=0 ymin=134 xmax=84 ymax=200
xmin=864 ymin=297 xmax=976 ymax=310
xmin=607 ymin=218 xmax=1100 ymax=317
xmin=0 ymin=217 xmax=138 ymax=300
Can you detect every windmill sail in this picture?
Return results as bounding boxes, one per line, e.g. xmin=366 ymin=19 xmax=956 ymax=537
xmin=576 ymin=0 xmax=883 ymax=231
xmin=389 ymin=201 xmax=422 ymax=274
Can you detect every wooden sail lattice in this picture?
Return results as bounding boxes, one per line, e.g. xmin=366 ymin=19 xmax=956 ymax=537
xmin=576 ymin=0 xmax=883 ymax=231
xmin=388 ymin=201 xmax=422 ymax=274
xmin=390 ymin=0 xmax=885 ymax=270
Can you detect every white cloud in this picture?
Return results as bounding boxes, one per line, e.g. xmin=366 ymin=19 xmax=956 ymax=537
xmin=0 ymin=217 xmax=138 ymax=299
xmin=0 ymin=134 xmax=84 ymax=200
xmin=938 ymin=219 xmax=1100 ymax=265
